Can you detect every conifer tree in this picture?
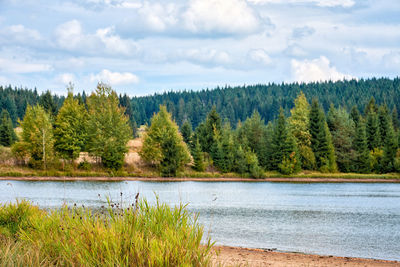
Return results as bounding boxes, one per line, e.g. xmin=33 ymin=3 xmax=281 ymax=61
xmin=238 ymin=110 xmax=266 ymax=159
xmin=54 ymin=88 xmax=88 ymax=161
xmin=0 ymin=109 xmax=17 ymax=146
xmin=140 ymin=105 xmax=190 ymax=176
xmin=382 ymin=122 xmax=398 ymax=172
xmin=392 ymin=106 xmax=399 ymax=131
xmin=180 ymin=120 xmax=193 ymax=145
xmin=309 ymin=99 xmax=336 ymax=171
xmin=378 ymin=105 xmax=391 ymax=148
xmin=201 ymin=106 xmax=221 ymax=153
xmin=86 ymin=83 xmax=131 ymax=170
xmin=350 ymin=106 xmax=360 ymax=126
xmin=327 ymin=105 xmax=355 ymax=172
xmin=192 ymin=138 xmax=205 ymax=172
xmin=39 ymin=90 xmax=57 ymax=117
xmin=271 ymin=108 xmax=299 ymax=172
xmin=20 ymin=105 xmax=54 ymax=169
xmin=353 ymin=120 xmax=371 ymax=173
xmin=366 ymin=111 xmax=380 ymax=150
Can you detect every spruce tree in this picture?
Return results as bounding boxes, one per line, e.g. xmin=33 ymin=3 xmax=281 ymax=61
xmin=39 ymin=90 xmax=57 ymax=117
xmin=180 ymin=120 xmax=193 ymax=145
xmin=350 ymin=106 xmax=360 ymax=126
xmin=309 ymin=99 xmax=336 ymax=171
xmin=271 ymin=108 xmax=299 ymax=172
xmin=392 ymin=106 xmax=399 ymax=131
xmin=192 ymin=138 xmax=205 ymax=172
xmin=382 ymin=122 xmax=398 ymax=172
xmin=366 ymin=111 xmax=380 ymax=150
xmin=0 ymin=109 xmax=17 ymax=146
xmin=201 ymin=106 xmax=221 ymax=153
xmin=54 ymin=89 xmax=88 ymax=161
xmin=353 ymin=120 xmax=371 ymax=173
xmin=140 ymin=105 xmax=190 ymax=176
xmin=378 ymin=105 xmax=391 ymax=148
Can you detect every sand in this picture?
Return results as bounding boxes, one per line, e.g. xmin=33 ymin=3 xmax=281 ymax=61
xmin=211 ymin=246 xmax=400 ymax=266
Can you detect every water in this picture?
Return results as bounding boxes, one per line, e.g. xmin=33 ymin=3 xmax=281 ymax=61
xmin=1 ymin=180 xmax=399 ymax=261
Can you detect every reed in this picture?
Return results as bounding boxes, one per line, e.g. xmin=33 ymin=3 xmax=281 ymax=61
xmin=0 ymin=198 xmax=213 ymax=266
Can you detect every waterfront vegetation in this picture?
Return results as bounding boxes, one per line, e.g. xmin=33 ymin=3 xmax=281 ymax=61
xmin=0 ymin=199 xmax=212 ymax=266
xmin=0 ymin=80 xmax=400 ymax=178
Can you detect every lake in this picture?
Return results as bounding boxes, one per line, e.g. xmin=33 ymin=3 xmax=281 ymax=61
xmin=0 ymin=180 xmax=399 ymax=261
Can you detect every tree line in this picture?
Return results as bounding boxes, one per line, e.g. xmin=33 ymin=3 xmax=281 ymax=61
xmin=139 ymin=92 xmax=400 ymax=177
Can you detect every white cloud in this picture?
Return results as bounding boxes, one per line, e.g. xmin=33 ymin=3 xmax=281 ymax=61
xmin=291 ymin=56 xmax=353 ymax=83
xmin=183 ymin=0 xmax=260 ymax=35
xmin=54 ymin=20 xmax=86 ymax=50
xmin=176 ymin=48 xmax=231 ymax=66
xmin=56 ymin=73 xmax=75 ymax=85
xmin=90 ymin=69 xmax=139 ymax=85
xmin=0 ymin=58 xmax=52 ymax=73
xmin=138 ymin=2 xmax=178 ymax=32
xmin=95 ymin=27 xmax=138 ymax=55
xmin=248 ymin=0 xmax=355 ymax=8
xmin=248 ymin=49 xmax=272 ymax=65
xmin=55 ymin=20 xmax=138 ymax=55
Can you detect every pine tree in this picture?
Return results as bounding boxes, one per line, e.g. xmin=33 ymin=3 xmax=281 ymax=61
xmin=378 ymin=105 xmax=391 ymax=148
xmin=39 ymin=90 xmax=57 ymax=117
xmin=86 ymin=83 xmax=131 ymax=170
xmin=271 ymin=108 xmax=299 ymax=172
xmin=392 ymin=106 xmax=399 ymax=131
xmin=350 ymin=105 xmax=360 ymax=126
xmin=353 ymin=120 xmax=371 ymax=173
xmin=201 ymin=106 xmax=221 ymax=153
xmin=54 ymin=89 xmax=88 ymax=161
xmin=0 ymin=109 xmax=17 ymax=146
xmin=180 ymin=120 xmax=193 ymax=145
xmin=192 ymin=138 xmax=205 ymax=172
xmin=119 ymin=94 xmax=137 ymax=138
xmin=309 ymin=99 xmax=336 ymax=171
xmin=366 ymin=111 xmax=380 ymax=150
xmin=20 ymin=105 xmax=54 ymax=169
xmin=238 ymin=110 xmax=266 ymax=159
xmin=327 ymin=105 xmax=355 ymax=172
xmin=382 ymin=122 xmax=397 ymax=172
xmin=140 ymin=105 xmax=190 ymax=176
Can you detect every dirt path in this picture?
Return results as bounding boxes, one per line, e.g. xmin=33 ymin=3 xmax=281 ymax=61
xmin=0 ymin=176 xmax=399 ymax=183
xmin=210 ymin=246 xmax=400 ymax=266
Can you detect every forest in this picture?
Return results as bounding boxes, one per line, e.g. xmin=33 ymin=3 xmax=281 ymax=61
xmin=0 ymin=78 xmax=399 ymax=177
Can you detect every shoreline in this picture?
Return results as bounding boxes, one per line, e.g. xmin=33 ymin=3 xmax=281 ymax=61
xmin=211 ymin=245 xmax=400 ymax=266
xmin=1 ymin=176 xmax=400 ymax=183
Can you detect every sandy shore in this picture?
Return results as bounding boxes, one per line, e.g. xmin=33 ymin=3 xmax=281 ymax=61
xmin=211 ymin=246 xmax=400 ymax=266
xmin=0 ymin=176 xmax=399 ymax=183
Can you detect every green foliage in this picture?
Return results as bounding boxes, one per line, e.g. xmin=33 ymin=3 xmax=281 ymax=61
xmin=180 ymin=120 xmax=193 ymax=145
xmin=20 ymin=105 xmax=54 ymax=169
xmin=39 ymin=90 xmax=57 ymax=117
xmin=192 ymin=138 xmax=205 ymax=172
xmin=366 ymin=110 xmax=380 ymax=150
xmin=327 ymin=105 xmax=355 ymax=172
xmin=370 ymin=148 xmax=384 ymax=173
xmin=0 ymin=109 xmax=17 ymax=146
xmin=288 ymin=91 xmax=314 ymax=169
xmin=237 ymin=111 xmax=266 ymax=160
xmin=279 ymin=152 xmax=300 ymax=175
xmin=198 ymin=106 xmax=221 ymax=153
xmin=378 ymin=105 xmax=391 ymax=148
xmin=270 ymin=108 xmax=299 ymax=172
xmin=353 ymin=121 xmax=371 ymax=173
xmin=54 ymin=91 xmax=88 ymax=160
xmin=309 ymin=99 xmax=336 ymax=172
xmin=86 ymin=83 xmax=131 ymax=170
xmin=0 ymin=199 xmax=212 ymax=266
xmin=140 ymin=105 xmax=191 ymax=177
xmin=382 ymin=122 xmax=398 ymax=172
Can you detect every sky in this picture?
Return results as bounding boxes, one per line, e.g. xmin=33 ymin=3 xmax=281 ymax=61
xmin=0 ymin=0 xmax=399 ymax=96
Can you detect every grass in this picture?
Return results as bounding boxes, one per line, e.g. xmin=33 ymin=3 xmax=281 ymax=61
xmin=0 ymin=199 xmax=213 ymax=266
xmin=0 ymin=164 xmax=399 ymax=180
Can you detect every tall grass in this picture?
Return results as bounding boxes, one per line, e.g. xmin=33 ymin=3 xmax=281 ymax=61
xmin=0 ymin=198 xmax=213 ymax=266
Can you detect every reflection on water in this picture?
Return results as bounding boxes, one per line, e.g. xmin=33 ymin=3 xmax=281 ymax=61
xmin=1 ymin=180 xmax=399 ymax=260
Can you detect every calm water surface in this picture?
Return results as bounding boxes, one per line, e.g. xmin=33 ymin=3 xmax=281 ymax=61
xmin=0 ymin=181 xmax=399 ymax=260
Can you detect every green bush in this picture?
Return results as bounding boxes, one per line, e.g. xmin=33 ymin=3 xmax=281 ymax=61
xmin=77 ymin=160 xmax=92 ymax=171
